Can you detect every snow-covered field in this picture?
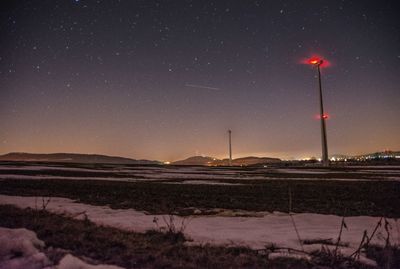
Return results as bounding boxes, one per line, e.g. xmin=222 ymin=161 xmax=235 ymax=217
xmin=162 ymin=179 xmax=244 ymax=185
xmin=1 ymin=194 xmax=399 ymax=267
xmin=1 ymin=163 xmax=400 ymax=183
xmin=1 ymin=163 xmax=399 ymax=267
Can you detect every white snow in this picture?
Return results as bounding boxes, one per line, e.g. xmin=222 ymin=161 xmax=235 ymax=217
xmin=360 ymin=169 xmax=400 ymax=174
xmin=0 ymin=227 xmax=124 ymax=269
xmin=0 ymin=227 xmax=51 ymax=269
xmin=0 ymin=166 xmax=111 ymax=173
xmin=347 ymin=166 xmax=400 ymax=169
xmin=0 ymin=174 xmax=155 ymax=182
xmin=162 ymin=180 xmax=244 ymax=185
xmin=275 ymin=169 xmax=334 ymax=174
xmin=144 ymin=172 xmax=238 ymax=179
xmin=268 ymin=251 xmax=311 ymax=261
xmin=2 ymin=164 xmax=400 ymax=183
xmin=57 ymin=254 xmax=123 ymax=269
xmin=1 ymin=173 xmax=395 ymax=183
xmin=0 ymin=195 xmax=398 ymax=258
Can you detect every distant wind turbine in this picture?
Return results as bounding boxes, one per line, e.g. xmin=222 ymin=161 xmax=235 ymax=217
xmin=228 ymin=130 xmax=232 ymax=166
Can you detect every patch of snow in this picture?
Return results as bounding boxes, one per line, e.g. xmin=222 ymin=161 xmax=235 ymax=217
xmin=386 ymin=177 xmax=400 ymax=181
xmin=262 ymin=177 xmax=389 ymax=182
xmin=2 ymin=164 xmax=400 ymax=183
xmin=275 ymin=169 xmax=334 ymax=174
xmin=0 ymin=227 xmax=125 ymax=269
xmin=347 ymin=166 xmax=400 ymax=169
xmin=163 ymin=180 xmax=244 ymax=185
xmin=0 ymin=166 xmax=111 ymax=173
xmin=1 ymin=173 xmax=395 ymax=183
xmin=0 ymin=227 xmax=51 ymax=269
xmin=139 ymin=172 xmax=241 ymax=180
xmin=268 ymin=250 xmax=311 ymax=261
xmin=359 ymin=169 xmax=400 ymax=174
xmin=0 ymin=175 xmax=146 ymax=182
xmin=57 ymin=254 xmax=123 ymax=269
xmin=0 ymin=195 xmax=398 ymax=254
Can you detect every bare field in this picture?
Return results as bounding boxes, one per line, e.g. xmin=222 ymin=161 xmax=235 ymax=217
xmin=1 ymin=162 xmax=400 ymax=268
xmin=0 ymin=162 xmax=399 ymax=217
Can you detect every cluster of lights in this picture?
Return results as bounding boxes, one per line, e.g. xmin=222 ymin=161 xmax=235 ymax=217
xmin=355 ymin=151 xmax=400 ymax=161
xmin=330 ymin=157 xmax=348 ymax=162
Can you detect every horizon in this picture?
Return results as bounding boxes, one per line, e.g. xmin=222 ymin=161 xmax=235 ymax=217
xmin=1 ymin=148 xmax=399 ymax=163
xmin=1 ymin=1 xmax=399 ymax=162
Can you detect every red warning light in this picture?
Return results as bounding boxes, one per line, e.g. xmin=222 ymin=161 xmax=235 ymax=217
xmin=308 ymin=57 xmax=322 ymax=65
xmin=301 ymin=55 xmax=331 ymax=68
xmin=315 ymin=114 xmax=330 ymax=120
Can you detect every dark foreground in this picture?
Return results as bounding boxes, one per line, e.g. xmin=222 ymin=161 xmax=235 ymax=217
xmin=1 ymin=162 xmax=400 ymax=268
xmin=1 ymin=205 xmax=398 ymax=269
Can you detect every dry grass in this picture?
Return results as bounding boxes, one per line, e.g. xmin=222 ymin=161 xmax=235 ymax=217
xmin=1 ymin=177 xmax=399 ymax=217
xmin=0 ymin=205 xmax=278 ymax=268
xmin=1 ymin=205 xmax=398 ymax=268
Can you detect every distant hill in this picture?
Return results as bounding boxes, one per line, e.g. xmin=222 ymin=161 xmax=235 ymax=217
xmin=0 ymin=152 xmax=160 ymax=165
xmin=172 ymin=155 xmax=281 ymax=166
xmin=230 ymin=156 xmax=281 ymax=166
xmin=172 ymin=156 xmax=216 ymax=166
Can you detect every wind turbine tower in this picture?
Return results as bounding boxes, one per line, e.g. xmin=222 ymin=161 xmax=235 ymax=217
xmin=228 ymin=130 xmax=232 ymax=166
xmin=307 ymin=56 xmax=329 ymax=166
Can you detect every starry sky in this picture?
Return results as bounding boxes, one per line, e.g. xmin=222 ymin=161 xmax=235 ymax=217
xmin=1 ymin=0 xmax=399 ymax=161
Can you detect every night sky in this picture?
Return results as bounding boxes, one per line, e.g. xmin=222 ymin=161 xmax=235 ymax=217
xmin=1 ymin=0 xmax=399 ymax=161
